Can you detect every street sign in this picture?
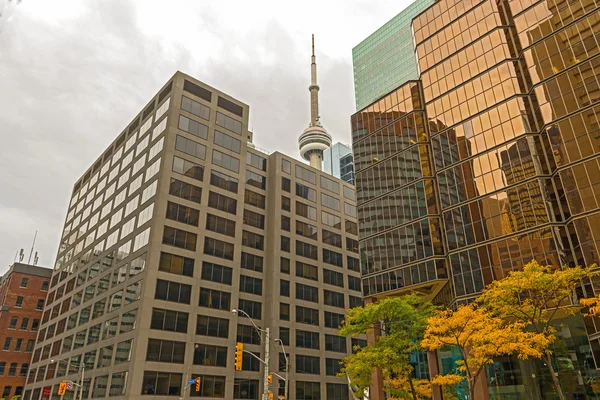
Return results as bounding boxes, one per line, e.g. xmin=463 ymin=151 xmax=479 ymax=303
xmin=187 ymin=379 xmax=197 ymax=385
xmin=41 ymin=387 xmax=51 ymax=400
xmin=66 ymin=381 xmax=74 ymax=390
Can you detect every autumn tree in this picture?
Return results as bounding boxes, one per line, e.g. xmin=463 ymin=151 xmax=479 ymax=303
xmin=580 ymin=294 xmax=600 ymax=316
xmin=478 ymin=260 xmax=597 ymax=400
xmin=339 ymin=295 xmax=436 ymax=400
xmin=421 ymin=303 xmax=547 ymax=400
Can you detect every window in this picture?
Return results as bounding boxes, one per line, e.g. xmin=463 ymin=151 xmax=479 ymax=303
xmin=154 ymin=279 xmax=191 ymax=304
xmin=36 ymin=299 xmax=44 ymax=310
xmin=324 ymin=290 xmax=345 ymax=308
xmin=0 ymin=362 xmax=5 ymax=375
xmin=1 ymin=387 xmax=11 ymax=398
xmin=324 ymin=311 xmax=345 ymax=329
xmin=343 ymin=186 xmax=355 ymax=200
xmin=210 ymin=170 xmax=238 ymax=193
xmin=281 ymin=196 xmax=291 ymax=211
xmin=296 ymin=306 xmax=319 ymax=326
xmin=141 ymin=371 xmax=182 ymax=396
xmin=279 ymin=327 xmax=290 ymax=346
xmin=327 ymin=383 xmax=348 ymax=399
xmin=295 ymin=165 xmax=316 ymax=184
xmin=110 ymin=371 xmax=128 ymax=396
xmin=15 ymin=296 xmax=24 ymax=308
xmin=322 ymin=211 xmax=341 ymax=229
xmin=8 ymin=362 xmax=17 ymax=376
xmin=296 ymin=240 xmax=317 ymax=260
xmin=41 ymin=281 xmax=49 ymax=291
xmin=296 ymin=202 xmax=317 ymax=220
xmin=181 ymin=96 xmax=210 ymax=120
xmin=151 ymin=308 xmax=188 ymax=333
xmin=20 ymin=278 xmax=28 ymax=288
xmin=20 ymin=317 xmax=29 ymax=330
xmin=346 ymin=237 xmax=359 ymax=253
xmin=281 ymin=215 xmax=290 ymax=231
xmin=162 ymin=226 xmax=197 ymax=251
xmin=282 ymin=159 xmax=291 ymax=174
xmin=191 ymin=374 xmax=226 ymax=398
xmin=176 ymin=135 xmax=206 ymax=160
xmin=234 ymin=379 xmax=259 ymax=399
xmin=245 ymin=190 xmax=265 ymax=209
xmin=296 ymin=330 xmax=319 ymax=349
xmin=3 ymin=337 xmax=12 ymax=351
xmin=146 ymin=339 xmax=185 ymax=363
xmin=25 ymin=340 xmax=34 ymax=353
xmin=296 ymin=283 xmax=318 ymax=303
xmin=352 ymin=338 xmax=367 ymax=353
xmin=193 ymin=344 xmax=227 ymax=367
xmin=280 ymin=280 xmax=290 ymax=297
xmin=201 ymin=262 xmax=232 ymax=285
xmin=348 ymin=276 xmax=361 ymax=291
xmin=323 ymin=249 xmax=343 ymax=267
xmin=324 ymin=269 xmax=344 ymax=287
xmin=216 ymin=111 xmax=242 ymax=134
xmin=345 ymin=219 xmax=358 ymax=235
xmin=246 ymin=170 xmax=266 ymax=190
xmin=296 ymin=183 xmax=316 ymax=202
xmin=242 ymin=351 xmax=261 ymax=371
xmin=321 ymin=193 xmax=340 ymax=211
xmin=280 ymin=303 xmax=290 ymax=321
xmin=178 ymin=115 xmax=208 ymax=139
xmin=348 ymin=256 xmax=360 ymax=272
xmin=296 ymin=261 xmax=318 ymax=281
xmin=208 ymin=191 xmax=237 ymax=214
xmin=9 ymin=317 xmax=17 ymax=329
xmin=172 ymin=156 xmax=204 ymax=181
xmin=344 ymin=202 xmax=357 ymax=218
xmin=296 ymin=355 xmax=320 ymax=374
xmin=196 ymin=315 xmax=229 ymax=338
xmin=206 ymin=214 xmax=236 ymax=237
xmin=350 ymin=295 xmax=363 ymax=308
xmin=320 ymin=175 xmax=339 ymax=193
xmin=282 ymin=177 xmax=291 ymax=192
xmin=246 ymin=152 xmax=267 ymax=171
xmin=281 ymin=236 xmax=290 ymax=252
xmin=322 ymin=230 xmax=342 ymax=247
xmin=237 ymin=324 xmax=261 ymax=345
xmin=199 ymin=288 xmax=231 ymax=311
xmin=242 ymin=231 xmax=264 ymax=250
xmin=280 ymin=257 xmax=290 ymax=274
xmin=296 ymin=221 xmax=318 ymax=240
xmin=166 ymin=201 xmax=200 ymax=226
xmin=297 ymin=382 xmax=321 ymax=400
xmin=243 ymin=209 xmax=265 ymax=229
xmin=183 ymin=79 xmax=211 ymax=102
xmin=20 ymin=363 xmax=29 ymax=377
xmin=235 ymin=291 xmax=263 ymax=317
xmin=241 ymin=253 xmax=263 ymax=272
xmin=159 ymin=252 xmax=194 ymax=277
xmin=204 ymin=237 xmax=235 ymax=261
xmin=214 ymin=130 xmax=241 ymax=153
xmin=212 ymin=150 xmax=239 ymax=172
xmin=325 ymin=334 xmax=347 ymax=352
xmin=169 ymin=178 xmax=202 ymax=203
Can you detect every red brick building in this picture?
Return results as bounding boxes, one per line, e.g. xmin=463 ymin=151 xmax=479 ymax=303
xmin=0 ymin=263 xmax=51 ymax=400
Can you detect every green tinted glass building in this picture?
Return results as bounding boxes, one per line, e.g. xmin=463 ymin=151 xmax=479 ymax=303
xmin=352 ymin=0 xmax=435 ymax=111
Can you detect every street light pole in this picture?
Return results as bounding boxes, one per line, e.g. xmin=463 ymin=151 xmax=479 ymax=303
xmin=78 ymin=365 xmax=85 ymax=400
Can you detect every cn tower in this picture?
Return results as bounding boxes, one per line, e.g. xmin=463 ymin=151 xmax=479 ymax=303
xmin=298 ymin=35 xmax=332 ymax=170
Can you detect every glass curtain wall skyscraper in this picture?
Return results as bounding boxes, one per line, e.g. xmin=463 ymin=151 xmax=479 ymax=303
xmin=352 ymin=0 xmax=600 ymax=398
xmin=323 ymin=143 xmax=355 ymax=184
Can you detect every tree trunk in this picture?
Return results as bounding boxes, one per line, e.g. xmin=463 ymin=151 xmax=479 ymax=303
xmin=469 ymin=384 xmax=476 ymax=400
xmin=408 ymin=376 xmax=418 ymax=400
xmin=544 ymin=353 xmax=566 ymax=400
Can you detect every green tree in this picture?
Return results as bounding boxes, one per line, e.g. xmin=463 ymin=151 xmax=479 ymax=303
xmin=339 ymin=295 xmax=436 ymax=400
xmin=478 ymin=260 xmax=597 ymax=400
xmin=421 ymin=303 xmax=548 ymax=400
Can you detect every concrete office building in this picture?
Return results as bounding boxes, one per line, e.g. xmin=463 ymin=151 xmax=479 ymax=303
xmin=352 ymin=0 xmax=600 ymax=398
xmin=323 ymin=143 xmax=355 ymax=185
xmin=351 ymin=0 xmax=436 ymax=111
xmin=0 ymin=263 xmax=51 ymax=400
xmin=24 ymin=71 xmax=363 ymax=400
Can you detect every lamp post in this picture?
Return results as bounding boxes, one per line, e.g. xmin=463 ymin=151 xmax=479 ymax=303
xmin=50 ymin=359 xmax=85 ymax=400
xmin=274 ymin=339 xmax=289 ymax=400
xmin=232 ymin=308 xmax=270 ymax=400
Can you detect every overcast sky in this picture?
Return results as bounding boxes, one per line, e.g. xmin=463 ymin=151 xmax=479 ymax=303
xmin=0 ymin=0 xmax=412 ymax=273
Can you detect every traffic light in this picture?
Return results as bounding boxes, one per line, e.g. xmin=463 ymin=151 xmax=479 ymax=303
xmin=58 ymin=382 xmax=67 ymax=396
xmin=195 ymin=377 xmax=201 ymax=392
xmin=235 ymin=342 xmax=244 ymax=371
xmin=267 ymin=374 xmax=272 ymax=384
xmin=268 ymin=393 xmax=274 ymax=400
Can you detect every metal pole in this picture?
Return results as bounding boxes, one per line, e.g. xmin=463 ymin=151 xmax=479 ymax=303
xmin=263 ymin=327 xmax=270 ymax=400
xmin=78 ymin=366 xmax=84 ymax=400
xmin=284 ymin=357 xmax=289 ymax=400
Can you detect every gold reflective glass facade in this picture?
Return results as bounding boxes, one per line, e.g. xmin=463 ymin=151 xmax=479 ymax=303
xmin=353 ymin=0 xmax=600 ymax=380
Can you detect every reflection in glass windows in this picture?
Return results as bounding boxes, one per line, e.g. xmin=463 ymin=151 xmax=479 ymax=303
xmin=246 ymin=171 xmax=266 ymax=190
xmin=175 ymin=135 xmax=206 ymax=160
xmin=212 ymin=150 xmax=239 ymax=173
xmin=178 ymin=115 xmax=208 ymax=140
xmin=246 ymin=152 xmax=267 ymax=171
xmin=172 ymin=156 xmax=204 ymax=182
xmin=169 ymin=178 xmax=201 ymax=203
xmin=210 ymin=170 xmax=238 ymax=193
xmin=166 ymin=201 xmax=200 ymax=226
xmin=214 ymin=130 xmax=241 ymax=153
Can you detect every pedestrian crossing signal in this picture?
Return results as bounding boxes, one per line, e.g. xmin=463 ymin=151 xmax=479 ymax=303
xmin=235 ymin=342 xmax=244 ymax=371
xmin=195 ymin=377 xmax=201 ymax=392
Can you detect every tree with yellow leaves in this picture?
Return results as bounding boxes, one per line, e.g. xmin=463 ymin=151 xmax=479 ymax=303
xmin=339 ymin=295 xmax=436 ymax=400
xmin=580 ymin=295 xmax=600 ymax=316
xmin=478 ymin=260 xmax=597 ymax=400
xmin=421 ymin=303 xmax=548 ymax=400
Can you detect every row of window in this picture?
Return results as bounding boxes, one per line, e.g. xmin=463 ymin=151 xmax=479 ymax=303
xmin=7 ymin=316 xmax=40 ymax=331
xmin=2 ymin=337 xmax=35 ymax=352
xmin=0 ymin=362 xmax=28 ymax=377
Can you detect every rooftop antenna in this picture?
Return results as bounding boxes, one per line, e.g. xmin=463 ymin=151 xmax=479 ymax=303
xmin=34 ymin=252 xmax=39 ymax=266
xmin=28 ymin=231 xmax=37 ymax=264
xmin=19 ymin=249 xmax=24 ymax=262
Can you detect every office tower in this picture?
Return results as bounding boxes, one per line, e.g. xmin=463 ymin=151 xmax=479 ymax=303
xmin=352 ymin=0 xmax=600 ymax=398
xmin=299 ymin=35 xmax=332 ymax=170
xmin=24 ymin=71 xmax=362 ymax=400
xmin=351 ymin=0 xmax=436 ymax=111
xmin=0 ymin=263 xmax=51 ymax=400
xmin=323 ymin=143 xmax=355 ymax=184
